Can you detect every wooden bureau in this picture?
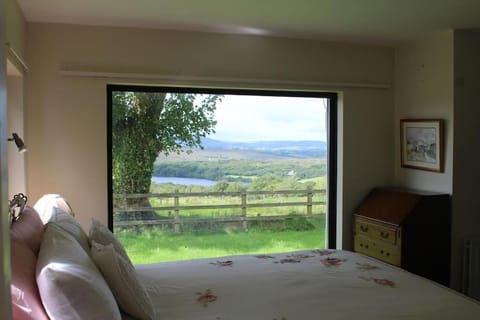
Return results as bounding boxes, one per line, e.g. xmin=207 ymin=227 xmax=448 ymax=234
xmin=353 ymin=187 xmax=451 ymax=286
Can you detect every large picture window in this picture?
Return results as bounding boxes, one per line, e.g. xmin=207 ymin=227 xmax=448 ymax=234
xmin=107 ymin=85 xmax=337 ymax=264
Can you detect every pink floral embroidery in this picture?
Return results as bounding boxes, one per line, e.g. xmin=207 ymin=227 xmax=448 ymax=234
xmin=209 ymin=260 xmax=233 ymax=267
xmin=373 ymin=278 xmax=395 ymax=287
xmin=255 ymin=255 xmax=275 ymax=259
xmin=196 ymin=289 xmax=217 ymax=307
xmin=359 ymin=276 xmax=395 ymax=287
xmin=278 ymin=258 xmax=301 ymax=264
xmin=321 ymin=257 xmax=345 ymax=267
xmin=287 ymin=253 xmax=314 ymax=260
xmin=313 ymin=249 xmax=334 ymax=256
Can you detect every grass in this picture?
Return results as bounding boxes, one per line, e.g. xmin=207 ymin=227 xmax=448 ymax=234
xmin=116 ymin=228 xmax=326 ymax=264
xmin=115 ymin=179 xmax=329 ymax=264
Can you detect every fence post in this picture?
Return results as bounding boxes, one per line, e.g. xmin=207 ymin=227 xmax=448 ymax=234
xmin=174 ymin=190 xmax=180 ymax=233
xmin=241 ymin=191 xmax=247 ymax=230
xmin=307 ymin=186 xmax=313 ymax=216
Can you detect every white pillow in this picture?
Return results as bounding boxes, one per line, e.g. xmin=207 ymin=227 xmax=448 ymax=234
xmin=36 ymin=223 xmax=121 ymax=320
xmin=51 ymin=209 xmax=90 ymax=254
xmin=89 ymin=218 xmax=132 ymax=266
xmin=91 ymin=241 xmax=155 ymax=320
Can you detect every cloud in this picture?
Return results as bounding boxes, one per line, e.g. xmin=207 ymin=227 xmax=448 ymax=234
xmin=210 ymin=95 xmax=327 ymax=142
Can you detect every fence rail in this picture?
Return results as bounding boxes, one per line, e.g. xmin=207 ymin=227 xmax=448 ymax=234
xmin=113 ymin=188 xmax=326 ymax=232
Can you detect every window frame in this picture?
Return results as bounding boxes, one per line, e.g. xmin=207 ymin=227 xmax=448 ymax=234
xmin=107 ymin=84 xmax=337 ymax=248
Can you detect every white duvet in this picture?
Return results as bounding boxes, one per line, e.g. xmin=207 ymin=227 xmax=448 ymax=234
xmin=134 ymin=250 xmax=480 ymax=320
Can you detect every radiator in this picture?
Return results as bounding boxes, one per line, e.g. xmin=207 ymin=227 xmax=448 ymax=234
xmin=463 ymin=239 xmax=480 ymax=300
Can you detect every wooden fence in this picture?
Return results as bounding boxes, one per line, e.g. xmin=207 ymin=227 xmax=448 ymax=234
xmin=113 ymin=188 xmax=326 ymax=232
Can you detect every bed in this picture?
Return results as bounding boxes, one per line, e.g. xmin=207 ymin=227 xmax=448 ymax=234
xmin=10 ymin=194 xmax=480 ymax=320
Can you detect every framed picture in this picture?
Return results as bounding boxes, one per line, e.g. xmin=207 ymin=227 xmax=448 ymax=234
xmin=400 ymin=119 xmax=444 ymax=172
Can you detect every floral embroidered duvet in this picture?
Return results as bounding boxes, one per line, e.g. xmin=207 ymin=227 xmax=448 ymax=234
xmin=134 ymin=250 xmax=480 ymax=319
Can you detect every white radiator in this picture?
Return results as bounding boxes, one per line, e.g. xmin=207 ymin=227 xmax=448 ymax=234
xmin=463 ymin=239 xmax=480 ymax=300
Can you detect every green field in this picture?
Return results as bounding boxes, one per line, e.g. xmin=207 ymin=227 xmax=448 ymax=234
xmin=116 ymin=152 xmax=329 ymax=264
xmin=115 ymin=174 xmax=328 ymax=264
xmin=116 ymin=228 xmax=326 ymax=264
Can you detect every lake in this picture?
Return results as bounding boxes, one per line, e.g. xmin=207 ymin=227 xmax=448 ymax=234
xmin=151 ymin=176 xmax=217 ymax=186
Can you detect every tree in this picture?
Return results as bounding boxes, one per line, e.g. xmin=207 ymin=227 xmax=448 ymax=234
xmin=213 ymin=180 xmax=230 ymax=192
xmin=112 ymin=91 xmax=221 ymax=220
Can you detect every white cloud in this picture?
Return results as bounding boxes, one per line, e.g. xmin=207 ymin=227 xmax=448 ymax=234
xmin=210 ymin=95 xmax=327 ymax=142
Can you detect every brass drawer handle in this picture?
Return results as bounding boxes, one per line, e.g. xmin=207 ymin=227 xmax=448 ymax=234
xmin=380 ymin=250 xmax=391 ymax=257
xmin=360 ymin=225 xmax=369 ymax=232
xmin=380 ymin=231 xmax=390 ymax=239
xmin=359 ymin=243 xmax=369 ymax=249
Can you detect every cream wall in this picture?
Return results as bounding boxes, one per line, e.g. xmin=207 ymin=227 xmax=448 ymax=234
xmin=394 ymin=31 xmax=454 ymax=193
xmin=394 ymin=30 xmax=480 ymax=291
xmin=338 ymin=88 xmax=394 ymax=248
xmin=25 ymin=23 xmax=394 ymax=248
xmin=5 ymin=0 xmax=27 ymax=200
xmin=394 ymin=31 xmax=456 ymax=286
xmin=7 ymin=68 xmax=26 ymax=198
xmin=452 ymin=29 xmax=480 ymax=291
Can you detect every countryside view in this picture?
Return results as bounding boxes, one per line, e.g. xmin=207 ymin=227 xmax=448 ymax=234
xmin=112 ymin=92 xmax=329 ymax=264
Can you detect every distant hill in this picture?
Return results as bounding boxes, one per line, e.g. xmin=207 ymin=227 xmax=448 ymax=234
xmin=199 ymin=138 xmax=327 ymax=158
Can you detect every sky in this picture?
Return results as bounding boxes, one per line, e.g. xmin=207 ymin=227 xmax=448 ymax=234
xmin=208 ymin=95 xmax=327 ymax=142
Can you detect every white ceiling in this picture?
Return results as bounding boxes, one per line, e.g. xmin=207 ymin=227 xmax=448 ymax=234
xmin=16 ymin=0 xmax=480 ymax=44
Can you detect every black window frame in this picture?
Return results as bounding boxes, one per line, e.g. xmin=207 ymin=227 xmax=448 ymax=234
xmin=107 ymin=84 xmax=337 ymax=249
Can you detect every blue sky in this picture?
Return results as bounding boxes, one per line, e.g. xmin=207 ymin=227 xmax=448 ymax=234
xmin=209 ymin=95 xmax=327 ymax=142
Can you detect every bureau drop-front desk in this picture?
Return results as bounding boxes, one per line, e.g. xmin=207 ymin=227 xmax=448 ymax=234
xmin=353 ymin=187 xmax=451 ymax=286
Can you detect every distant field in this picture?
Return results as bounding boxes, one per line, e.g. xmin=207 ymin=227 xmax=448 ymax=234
xmin=299 ymin=176 xmax=327 ymax=188
xmin=157 ymin=148 xmax=328 ymax=162
xmin=154 ymin=151 xmax=327 ymax=184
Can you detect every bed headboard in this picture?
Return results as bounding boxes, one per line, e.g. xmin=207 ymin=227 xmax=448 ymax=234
xmin=9 ymin=193 xmax=28 ymax=224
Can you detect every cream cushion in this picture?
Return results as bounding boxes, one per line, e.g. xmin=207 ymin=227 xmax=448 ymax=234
xmin=89 ymin=218 xmax=133 ymax=265
xmin=36 ymin=223 xmax=121 ymax=320
xmin=91 ymin=241 xmax=155 ymax=320
xmin=51 ymin=209 xmax=90 ymax=254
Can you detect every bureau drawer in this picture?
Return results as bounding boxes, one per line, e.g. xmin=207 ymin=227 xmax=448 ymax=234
xmin=354 ymin=235 xmax=401 ymax=266
xmin=354 ymin=218 xmax=399 ymax=245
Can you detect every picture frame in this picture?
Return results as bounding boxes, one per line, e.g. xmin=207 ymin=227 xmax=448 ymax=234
xmin=400 ymin=119 xmax=444 ymax=172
